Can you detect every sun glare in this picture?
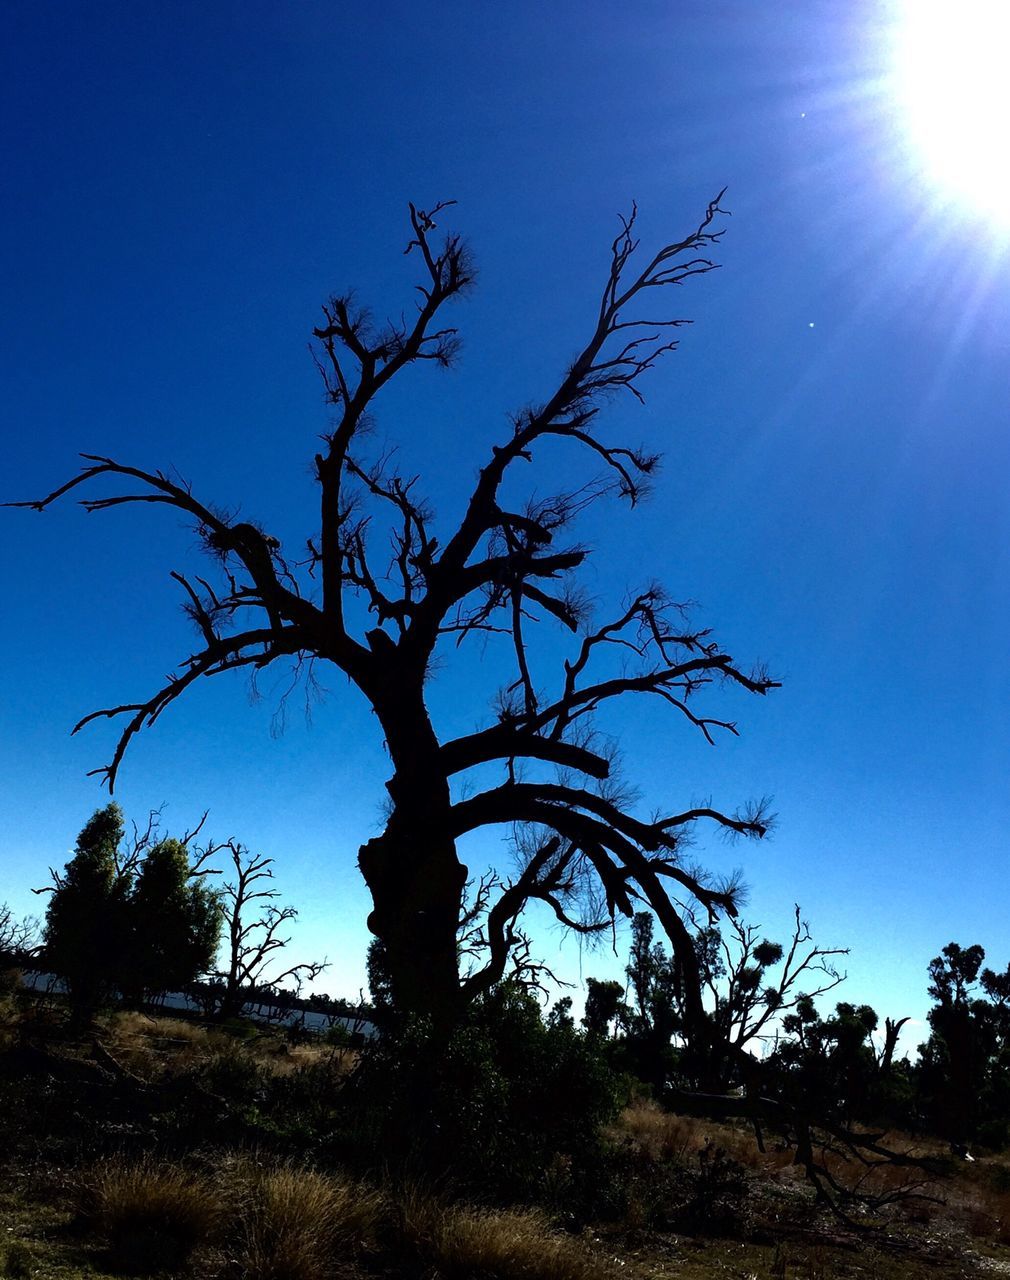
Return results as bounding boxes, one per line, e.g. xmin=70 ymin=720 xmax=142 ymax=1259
xmin=894 ymin=0 xmax=1010 ymax=226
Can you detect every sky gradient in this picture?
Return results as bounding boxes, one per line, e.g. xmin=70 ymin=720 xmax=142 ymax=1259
xmin=3 ymin=1 xmax=1009 ymax=1043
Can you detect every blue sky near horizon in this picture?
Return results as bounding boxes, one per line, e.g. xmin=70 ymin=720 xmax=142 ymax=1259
xmin=2 ymin=1 xmax=1009 ymax=1043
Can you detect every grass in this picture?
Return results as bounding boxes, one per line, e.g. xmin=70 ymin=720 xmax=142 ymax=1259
xmin=233 ymin=1165 xmax=385 ymax=1280
xmin=102 ymin=1010 xmax=353 ymax=1082
xmin=3 ymin=1145 xmax=1010 ymax=1280
xmin=399 ymin=1191 xmax=608 ymax=1280
xmin=8 ymin=998 xmax=1010 ymax=1279
xmin=67 ymin=1160 xmax=615 ymax=1280
xmin=83 ymin=1160 xmax=220 ymax=1274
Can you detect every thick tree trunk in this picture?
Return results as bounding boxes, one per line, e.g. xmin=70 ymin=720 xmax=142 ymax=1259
xmin=358 ymin=691 xmax=467 ymax=1028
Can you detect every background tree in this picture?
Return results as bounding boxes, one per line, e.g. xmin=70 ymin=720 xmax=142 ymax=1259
xmin=699 ymin=905 xmax=847 ymax=1090
xmin=582 ymin=977 xmax=625 ymax=1040
xmin=915 ymin=941 xmax=1010 ymax=1147
xmin=0 ymin=904 xmax=39 ymax=968
xmin=211 ymin=840 xmax=327 ymax=1019
xmin=13 ymin=196 xmax=778 ymax=1043
xmin=41 ymin=804 xmax=131 ymax=1021
xmin=619 ymin=911 xmax=684 ymax=1089
xmin=42 ymin=805 xmax=222 ymax=1018
xmin=123 ymin=837 xmax=221 ymax=1004
xmin=589 ymin=905 xmax=846 ymax=1094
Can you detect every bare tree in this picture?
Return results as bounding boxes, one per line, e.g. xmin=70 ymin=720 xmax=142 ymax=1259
xmin=209 ymin=840 xmax=326 ymax=1019
xmin=0 ymin=903 xmax=39 ymax=965
xmin=703 ymin=904 xmax=849 ymax=1067
xmin=10 ymin=196 xmax=778 ymax=1039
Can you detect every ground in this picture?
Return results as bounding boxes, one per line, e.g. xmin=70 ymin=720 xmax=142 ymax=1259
xmin=3 ymin=998 xmax=1010 ymax=1279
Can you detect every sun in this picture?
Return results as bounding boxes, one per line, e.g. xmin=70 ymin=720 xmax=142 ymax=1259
xmin=893 ymin=0 xmax=1010 ymax=226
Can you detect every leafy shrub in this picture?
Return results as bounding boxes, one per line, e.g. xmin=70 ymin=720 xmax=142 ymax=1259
xmin=666 ymin=1144 xmax=752 ymax=1238
xmin=342 ymin=983 xmax=623 ymax=1199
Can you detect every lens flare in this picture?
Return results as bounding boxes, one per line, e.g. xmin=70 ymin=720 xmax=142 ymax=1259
xmin=894 ymin=0 xmax=1010 ymax=225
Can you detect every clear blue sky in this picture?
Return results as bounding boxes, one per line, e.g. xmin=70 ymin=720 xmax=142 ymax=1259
xmin=3 ymin=1 xmax=1009 ymax=1046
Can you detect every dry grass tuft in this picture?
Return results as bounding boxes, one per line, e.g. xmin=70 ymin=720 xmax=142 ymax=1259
xmin=613 ymin=1100 xmax=706 ymax=1164
xmin=84 ymin=1159 xmax=219 ymax=1274
xmin=399 ymin=1190 xmax=609 ymax=1280
xmin=261 ymin=1041 xmax=354 ymax=1078
xmin=103 ymin=1011 xmax=223 ymax=1078
xmin=235 ymin=1166 xmax=385 ymax=1280
xmin=103 ymin=1010 xmax=354 ymax=1082
xmin=613 ymin=1099 xmax=796 ymax=1177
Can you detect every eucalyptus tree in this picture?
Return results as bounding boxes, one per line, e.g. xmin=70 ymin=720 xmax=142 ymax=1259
xmin=41 ymin=805 xmax=220 ymax=1015
xmin=13 ymin=196 xmax=777 ymax=1038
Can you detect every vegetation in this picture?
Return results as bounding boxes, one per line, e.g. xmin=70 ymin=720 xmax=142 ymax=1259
xmin=1 ymin=996 xmax=1010 ymax=1279
xmin=15 ymin=196 xmax=778 ymax=1038
xmin=5 ymin=202 xmax=1010 ymax=1279
xmin=41 ymin=805 xmax=220 ymax=1021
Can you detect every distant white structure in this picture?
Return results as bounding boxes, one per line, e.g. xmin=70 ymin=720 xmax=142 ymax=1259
xmin=18 ymin=971 xmax=377 ymax=1040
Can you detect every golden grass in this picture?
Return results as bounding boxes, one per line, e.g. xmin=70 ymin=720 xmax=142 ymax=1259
xmin=234 ymin=1166 xmax=385 ymax=1280
xmin=612 ymin=1099 xmax=796 ymax=1177
xmin=102 ymin=1010 xmax=354 ymax=1081
xmin=399 ymin=1189 xmax=609 ymax=1280
xmin=83 ymin=1159 xmax=219 ymax=1273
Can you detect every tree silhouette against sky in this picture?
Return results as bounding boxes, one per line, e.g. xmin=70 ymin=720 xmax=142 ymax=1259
xmin=13 ymin=197 xmax=777 ymax=1035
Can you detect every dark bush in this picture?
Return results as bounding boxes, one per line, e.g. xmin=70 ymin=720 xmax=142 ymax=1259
xmin=340 ymin=983 xmax=623 ymax=1200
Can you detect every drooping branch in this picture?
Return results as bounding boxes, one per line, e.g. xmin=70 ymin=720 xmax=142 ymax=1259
xmin=72 ymin=626 xmax=303 ymax=791
xmin=666 ymin=1080 xmax=946 ymax=1221
xmin=461 ymin=837 xmax=609 ymax=1002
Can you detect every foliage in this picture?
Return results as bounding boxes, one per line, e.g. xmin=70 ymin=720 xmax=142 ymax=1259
xmin=600 ymin=906 xmax=847 ymax=1095
xmin=618 ymin=912 xmax=685 ymax=1089
xmin=916 ymin=940 xmax=1010 ymax=1147
xmin=124 ymin=838 xmax=221 ymax=1003
xmin=42 ymin=805 xmax=222 ymax=1018
xmin=582 ymin=978 xmax=625 ymax=1040
xmin=767 ymin=998 xmax=900 ymax=1125
xmin=344 ymin=982 xmax=623 ymax=1199
xmin=42 ymin=804 xmax=132 ymax=1019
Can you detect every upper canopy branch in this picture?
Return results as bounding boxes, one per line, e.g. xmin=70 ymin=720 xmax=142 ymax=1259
xmin=8 ymin=453 xmax=323 ymax=634
xmin=312 ymin=202 xmax=473 ymax=629
xmin=437 ymin=588 xmax=777 ymax=798
xmin=423 ymin=192 xmax=728 ymax=631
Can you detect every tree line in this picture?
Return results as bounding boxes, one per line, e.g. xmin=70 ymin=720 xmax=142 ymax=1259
xmin=570 ymin=911 xmax=1010 ymax=1155
xmin=2 ymin=803 xmax=327 ymax=1025
xmin=5 ymin=803 xmax=1010 ymax=1197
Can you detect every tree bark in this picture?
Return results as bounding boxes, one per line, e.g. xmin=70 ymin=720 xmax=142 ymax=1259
xmin=358 ymin=686 xmax=467 ymax=1026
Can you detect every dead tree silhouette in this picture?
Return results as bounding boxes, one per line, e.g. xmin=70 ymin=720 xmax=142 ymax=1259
xmin=10 ymin=196 xmax=778 ymax=1044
